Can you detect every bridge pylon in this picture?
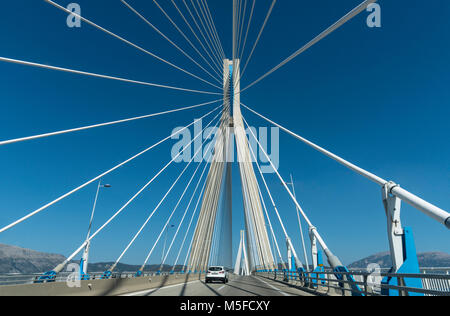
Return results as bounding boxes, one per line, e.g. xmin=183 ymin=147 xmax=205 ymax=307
xmin=234 ymin=230 xmax=250 ymax=276
xmin=187 ymin=58 xmax=276 ymax=273
xmin=187 ymin=59 xmax=233 ymax=273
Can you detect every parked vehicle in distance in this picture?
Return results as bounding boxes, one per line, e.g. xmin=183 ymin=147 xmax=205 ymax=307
xmin=205 ymin=266 xmax=228 ymax=284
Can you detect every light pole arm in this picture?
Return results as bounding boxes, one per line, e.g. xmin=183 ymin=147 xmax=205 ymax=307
xmin=86 ymin=180 xmax=102 ymax=240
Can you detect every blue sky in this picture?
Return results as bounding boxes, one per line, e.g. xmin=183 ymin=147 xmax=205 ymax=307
xmin=0 ymin=0 xmax=449 ymax=268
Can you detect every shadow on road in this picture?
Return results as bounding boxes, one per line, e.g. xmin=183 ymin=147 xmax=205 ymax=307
xmin=255 ymin=275 xmax=327 ymax=296
xmin=224 ymin=282 xmax=260 ymax=296
xmin=202 ymin=281 xmax=223 ymax=296
xmin=144 ymin=274 xmax=170 ymax=296
xmin=180 ymin=273 xmax=197 ymax=297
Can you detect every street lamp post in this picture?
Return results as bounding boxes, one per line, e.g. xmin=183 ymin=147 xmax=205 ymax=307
xmin=80 ymin=180 xmax=111 ymax=278
xmin=160 ymin=224 xmax=175 ymax=273
xmin=285 ymin=174 xmax=310 ymax=271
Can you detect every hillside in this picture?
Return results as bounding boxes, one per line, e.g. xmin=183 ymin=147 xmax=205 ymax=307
xmin=0 ymin=244 xmax=185 ymax=274
xmin=348 ymin=251 xmax=450 ymax=269
xmin=0 ymin=244 xmax=66 ymax=274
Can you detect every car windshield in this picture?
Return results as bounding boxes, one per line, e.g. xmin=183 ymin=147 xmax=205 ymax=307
xmin=208 ymin=267 xmax=223 ymax=272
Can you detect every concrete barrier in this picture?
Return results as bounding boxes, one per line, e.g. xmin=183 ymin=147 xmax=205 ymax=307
xmin=0 ymin=273 xmax=204 ymax=296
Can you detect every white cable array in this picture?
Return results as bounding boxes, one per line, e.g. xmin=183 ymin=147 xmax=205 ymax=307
xmin=193 ymin=0 xmax=225 ymax=68
xmin=242 ymin=103 xmax=450 ymax=229
xmin=0 ymin=56 xmax=221 ymax=96
xmin=189 ymin=0 xmax=220 ymax=61
xmin=232 ymin=58 xmax=274 ymax=270
xmin=187 ymin=59 xmax=233 ymax=272
xmin=176 ymin=177 xmax=207 ymax=272
xmin=153 ymin=0 xmax=222 ymax=79
xmin=241 ymin=0 xmax=378 ymax=93
xmin=161 ymin=156 xmax=210 ymax=268
xmin=170 ymin=0 xmax=223 ymax=74
xmin=239 ymin=0 xmax=277 ymax=83
xmin=138 ymin=135 xmax=213 ymax=270
xmin=158 ymin=118 xmax=220 ymax=268
xmin=256 ymin=174 xmax=284 ymax=268
xmin=0 ymin=99 xmax=221 ymax=146
xmin=51 ymin=107 xmax=223 ymax=273
xmin=289 ymin=174 xmax=310 ymax=270
xmin=232 ymin=0 xmax=237 ymax=62
xmin=238 ymin=0 xmax=255 ymax=62
xmin=244 ymin=117 xmax=309 ymax=269
xmin=0 ymin=106 xmax=221 ymax=234
xmin=182 ymin=0 xmax=223 ymax=69
xmin=197 ymin=0 xmax=225 ymax=61
xmin=246 ymin=132 xmax=287 ymax=269
xmin=110 ymin=110 xmax=222 ymax=272
xmin=182 ymin=219 xmax=197 ymax=271
xmin=193 ymin=0 xmax=224 ymax=62
xmin=120 ymin=0 xmax=222 ymax=85
xmin=242 ymin=114 xmax=331 ymax=258
xmin=44 ymin=0 xmax=222 ymax=90
xmin=199 ymin=0 xmax=226 ymax=59
xmin=242 ymin=103 xmax=386 ymax=185
xmin=236 ymin=0 xmax=248 ymax=59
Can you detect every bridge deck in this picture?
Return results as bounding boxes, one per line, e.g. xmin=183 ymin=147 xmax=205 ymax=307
xmin=122 ymin=275 xmax=316 ymax=296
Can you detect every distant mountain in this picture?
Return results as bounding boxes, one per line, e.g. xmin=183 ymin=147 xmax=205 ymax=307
xmin=0 ymin=244 xmax=66 ymax=274
xmin=0 ymin=244 xmax=186 ymax=274
xmin=348 ymin=251 xmax=450 ymax=269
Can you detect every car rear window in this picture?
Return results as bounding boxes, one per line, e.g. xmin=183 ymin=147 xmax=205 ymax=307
xmin=208 ymin=267 xmax=223 ymax=272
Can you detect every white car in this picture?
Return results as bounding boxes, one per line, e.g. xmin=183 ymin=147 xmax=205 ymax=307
xmin=205 ymin=266 xmax=228 ymax=284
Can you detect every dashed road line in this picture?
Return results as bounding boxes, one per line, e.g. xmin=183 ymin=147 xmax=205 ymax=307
xmin=253 ymin=276 xmax=290 ymax=296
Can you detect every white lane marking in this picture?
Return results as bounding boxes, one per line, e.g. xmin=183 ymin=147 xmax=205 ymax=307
xmin=217 ymin=285 xmax=226 ymax=291
xmin=121 ymin=280 xmax=200 ymax=296
xmin=254 ymin=276 xmax=290 ymax=296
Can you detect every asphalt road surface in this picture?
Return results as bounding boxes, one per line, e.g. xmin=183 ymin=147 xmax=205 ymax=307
xmin=122 ymin=275 xmax=315 ymax=296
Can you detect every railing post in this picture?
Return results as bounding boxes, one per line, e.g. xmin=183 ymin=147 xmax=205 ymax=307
xmin=381 ymin=182 xmax=423 ymax=296
xmin=363 ymin=274 xmax=368 ymax=296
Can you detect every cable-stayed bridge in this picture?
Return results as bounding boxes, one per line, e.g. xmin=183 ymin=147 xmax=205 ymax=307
xmin=0 ymin=0 xmax=449 ymax=296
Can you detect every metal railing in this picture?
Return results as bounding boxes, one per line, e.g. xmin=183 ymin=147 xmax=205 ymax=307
xmin=255 ymin=270 xmax=450 ymax=296
xmin=0 ymin=271 xmax=193 ymax=286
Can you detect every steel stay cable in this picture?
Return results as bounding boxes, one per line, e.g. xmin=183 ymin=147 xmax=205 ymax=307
xmin=0 ymin=56 xmax=221 ymax=96
xmin=110 ymin=109 xmax=222 ymax=271
xmin=0 ymin=105 xmax=221 ymax=234
xmin=51 ymin=106 xmax=223 ymax=273
xmin=187 ymin=0 xmax=223 ymax=67
xmin=0 ymin=99 xmax=221 ymax=146
xmin=200 ymin=0 xmax=226 ymax=59
xmin=162 ymin=157 xmax=210 ymax=268
xmin=242 ymin=115 xmax=330 ymax=253
xmin=247 ymin=132 xmax=289 ymax=269
xmin=238 ymin=0 xmax=277 ymax=88
xmin=236 ymin=0 xmax=248 ymax=59
xmin=170 ymin=0 xmax=223 ymax=75
xmin=44 ymin=0 xmax=222 ymax=90
xmin=196 ymin=0 xmax=225 ymax=60
xmin=242 ymin=103 xmax=450 ymax=228
xmin=120 ymin=0 xmax=222 ymax=85
xmin=139 ymin=111 xmax=223 ymax=269
xmin=182 ymin=0 xmax=223 ymax=69
xmin=243 ymin=117 xmax=308 ymax=268
xmin=238 ymin=0 xmax=256 ymax=63
xmin=193 ymin=0 xmax=224 ymax=61
xmin=241 ymin=0 xmax=378 ymax=93
xmin=171 ymin=176 xmax=207 ymax=272
xmin=161 ymin=120 xmax=221 ymax=267
xmin=153 ymin=0 xmax=223 ymax=79
xmin=256 ymin=174 xmax=284 ymax=268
